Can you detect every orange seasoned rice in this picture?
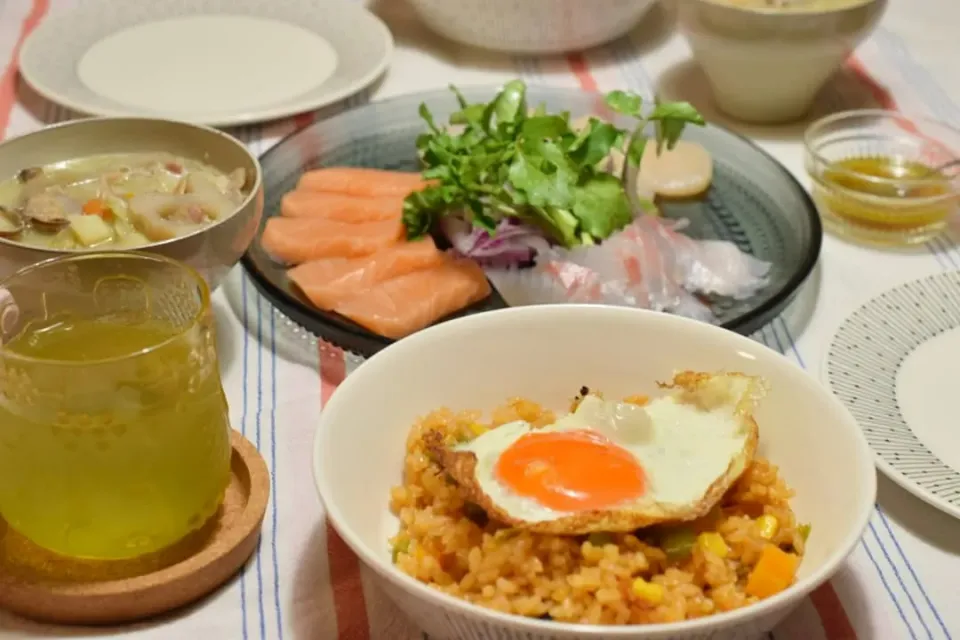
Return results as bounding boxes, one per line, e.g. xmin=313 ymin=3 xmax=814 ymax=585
xmin=389 ymin=397 xmax=807 ymax=625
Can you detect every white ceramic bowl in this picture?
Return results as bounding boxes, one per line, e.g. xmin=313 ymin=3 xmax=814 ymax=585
xmin=677 ymin=0 xmax=887 ymax=124
xmin=314 ymin=306 xmax=876 ymax=640
xmin=406 ymin=0 xmax=657 ymax=54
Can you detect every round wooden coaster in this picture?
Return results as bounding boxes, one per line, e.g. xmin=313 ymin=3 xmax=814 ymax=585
xmin=0 ymin=429 xmax=270 ymax=625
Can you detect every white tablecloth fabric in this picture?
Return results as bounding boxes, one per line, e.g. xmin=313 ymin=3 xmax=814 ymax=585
xmin=0 ymin=0 xmax=959 ymax=638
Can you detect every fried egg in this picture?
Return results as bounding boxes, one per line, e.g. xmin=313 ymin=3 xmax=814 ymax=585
xmin=430 ymin=371 xmax=766 ymax=535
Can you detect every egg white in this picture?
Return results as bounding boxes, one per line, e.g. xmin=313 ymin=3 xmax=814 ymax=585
xmin=454 ymin=373 xmax=761 ymax=525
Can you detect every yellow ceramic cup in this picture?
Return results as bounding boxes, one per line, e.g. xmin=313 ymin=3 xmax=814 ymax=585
xmin=0 ymin=252 xmax=232 ymax=560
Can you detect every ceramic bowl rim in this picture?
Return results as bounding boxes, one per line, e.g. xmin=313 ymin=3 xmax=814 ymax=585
xmin=690 ymin=0 xmax=882 ymax=18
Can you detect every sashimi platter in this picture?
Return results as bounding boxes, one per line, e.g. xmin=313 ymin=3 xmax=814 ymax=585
xmin=243 ymin=83 xmax=822 ymax=356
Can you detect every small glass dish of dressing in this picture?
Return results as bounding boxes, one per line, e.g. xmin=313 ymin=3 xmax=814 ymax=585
xmin=804 ymin=109 xmax=960 ymax=246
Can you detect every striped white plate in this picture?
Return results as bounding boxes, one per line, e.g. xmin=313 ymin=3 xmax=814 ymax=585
xmin=824 ymin=271 xmax=960 ymax=520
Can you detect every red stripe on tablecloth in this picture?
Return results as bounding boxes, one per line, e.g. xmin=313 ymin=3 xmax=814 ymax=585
xmin=563 ymin=51 xmax=860 ymax=639
xmin=846 ymin=55 xmax=953 ymax=164
xmin=294 ymin=112 xmax=316 ymax=131
xmin=0 ymin=0 xmax=49 ymax=140
xmin=566 ymin=53 xmax=599 ymax=93
xmin=846 ymin=55 xmax=898 ymax=111
xmin=319 ymin=343 xmax=371 ymax=640
xmin=810 ymin=582 xmax=859 ymax=639
xmin=320 ymin=343 xmax=347 ymax=404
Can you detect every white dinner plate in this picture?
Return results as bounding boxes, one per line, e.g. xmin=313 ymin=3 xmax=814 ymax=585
xmin=18 ymin=0 xmax=393 ymax=127
xmin=824 ymin=271 xmax=960 ymax=520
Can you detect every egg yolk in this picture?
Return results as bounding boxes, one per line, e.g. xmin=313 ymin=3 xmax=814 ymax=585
xmin=494 ymin=429 xmax=646 ymax=512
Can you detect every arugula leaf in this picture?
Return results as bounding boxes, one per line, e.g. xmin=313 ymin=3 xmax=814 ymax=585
xmin=521 ymin=115 xmax=570 ymax=141
xmin=649 ymin=100 xmax=704 ymax=152
xmin=572 ymin=174 xmax=633 ymax=239
xmin=508 ymin=149 xmax=574 ymax=210
xmin=450 ymin=103 xmax=486 ymax=127
xmin=418 ymin=103 xmax=440 ymax=133
xmin=648 ymin=101 xmax=704 ymax=126
xmin=402 ymin=80 xmax=705 ymax=247
xmin=494 ymin=80 xmax=527 ymax=126
xmin=604 ymin=90 xmax=643 ymax=118
xmin=570 ymin=120 xmax=623 ymax=168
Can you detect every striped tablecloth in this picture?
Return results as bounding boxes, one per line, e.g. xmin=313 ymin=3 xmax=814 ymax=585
xmin=2 ymin=0 xmax=959 ymax=638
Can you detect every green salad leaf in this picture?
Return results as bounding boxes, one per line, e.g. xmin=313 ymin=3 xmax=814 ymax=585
xmin=402 ymin=81 xmax=705 ymax=247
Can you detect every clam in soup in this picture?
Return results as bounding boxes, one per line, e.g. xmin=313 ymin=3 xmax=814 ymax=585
xmin=0 ymin=153 xmax=248 ymax=249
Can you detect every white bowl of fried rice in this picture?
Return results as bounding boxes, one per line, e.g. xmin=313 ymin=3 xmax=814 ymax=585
xmin=314 ymin=305 xmax=876 ymax=640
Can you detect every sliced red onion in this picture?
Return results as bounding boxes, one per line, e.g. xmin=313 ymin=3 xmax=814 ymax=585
xmin=441 ymin=217 xmax=548 ymax=267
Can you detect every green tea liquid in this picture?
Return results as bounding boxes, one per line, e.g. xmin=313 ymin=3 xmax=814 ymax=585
xmin=0 ymin=319 xmax=231 ymax=559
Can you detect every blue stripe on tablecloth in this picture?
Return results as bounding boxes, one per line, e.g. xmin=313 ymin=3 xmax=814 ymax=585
xmin=271 ymin=298 xmax=284 ymax=640
xmin=760 ymin=321 xmax=920 ymax=639
xmin=597 ymin=35 xmax=935 ymax=638
xmin=252 ymin=118 xmax=274 ymax=640
xmin=254 ymin=284 xmax=267 ymax=640
xmin=234 ymin=122 xmax=267 ymax=640
xmin=245 ymin=91 xmax=374 ymax=640
xmin=853 ymin=36 xmax=956 ymax=640
xmin=767 ymin=314 xmax=935 ymax=639
xmin=761 ymin=305 xmax=923 ymax=638
xmin=874 ymin=27 xmax=960 ymax=125
xmin=860 ymin=532 xmax=918 ymax=639
xmin=869 ymin=520 xmax=930 ymax=638
xmin=903 ymin=235 xmax=958 ymax=639
xmin=240 ymin=269 xmax=251 ymax=640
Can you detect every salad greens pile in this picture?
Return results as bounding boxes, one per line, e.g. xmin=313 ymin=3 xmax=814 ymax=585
xmin=402 ymin=80 xmax=705 ymax=249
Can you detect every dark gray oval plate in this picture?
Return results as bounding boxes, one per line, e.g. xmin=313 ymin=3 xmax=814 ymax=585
xmin=242 ymin=86 xmax=822 ymax=357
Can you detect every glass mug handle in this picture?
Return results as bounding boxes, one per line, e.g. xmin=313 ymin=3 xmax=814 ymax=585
xmin=0 ymin=287 xmax=19 ymax=345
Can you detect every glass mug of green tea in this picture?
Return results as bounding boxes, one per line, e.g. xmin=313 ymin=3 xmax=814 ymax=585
xmin=0 ymin=252 xmax=232 ymax=560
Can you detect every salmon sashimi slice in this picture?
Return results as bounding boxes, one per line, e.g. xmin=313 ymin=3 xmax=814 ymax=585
xmin=296 ymin=167 xmax=432 ymax=198
xmin=287 ymin=239 xmax=444 ymax=310
xmin=260 ymin=216 xmax=403 ymax=264
xmin=280 ymin=191 xmax=403 ymax=223
xmin=333 ymin=258 xmax=491 ymax=339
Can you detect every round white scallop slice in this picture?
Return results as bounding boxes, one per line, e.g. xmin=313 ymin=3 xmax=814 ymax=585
xmin=638 ymin=140 xmax=714 ymax=198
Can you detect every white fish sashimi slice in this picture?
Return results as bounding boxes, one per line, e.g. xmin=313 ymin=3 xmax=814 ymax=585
xmin=634 ymin=216 xmax=771 ymax=300
xmin=639 ymin=141 xmax=714 ymax=198
xmin=610 ymin=221 xmax=688 ymax=312
xmin=500 ymin=210 xmax=768 ymax=322
xmin=516 ymin=225 xmax=715 ymax=322
xmin=690 ymin=241 xmax=771 ymax=300
xmin=489 ymin=263 xmax=637 ymax=307
xmin=619 ymin=230 xmax=713 ymax=321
